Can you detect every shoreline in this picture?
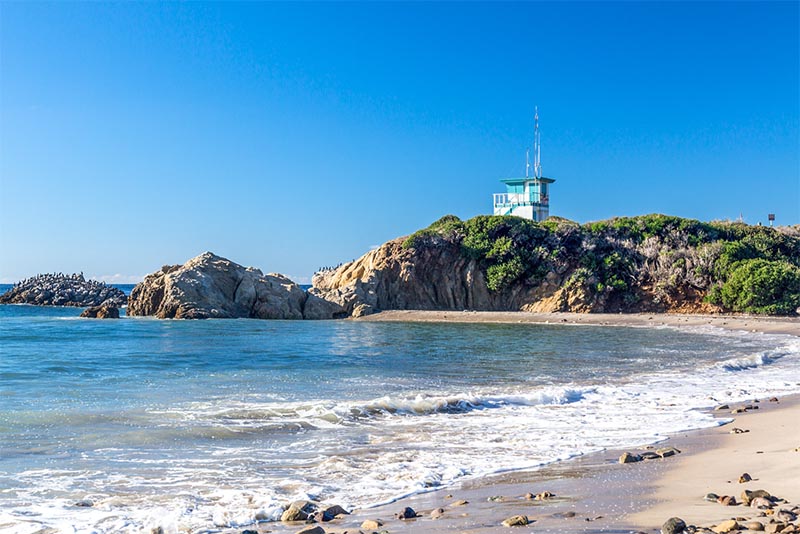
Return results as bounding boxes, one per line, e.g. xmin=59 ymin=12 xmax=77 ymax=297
xmin=357 ymin=310 xmax=800 ymax=336
xmin=250 ymin=314 xmax=799 ymax=534
xmin=250 ymin=394 xmax=800 ymax=534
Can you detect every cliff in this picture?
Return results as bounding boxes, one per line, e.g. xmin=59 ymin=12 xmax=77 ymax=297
xmin=311 ymin=214 xmax=800 ymax=317
xmin=0 ymin=273 xmax=127 ymax=307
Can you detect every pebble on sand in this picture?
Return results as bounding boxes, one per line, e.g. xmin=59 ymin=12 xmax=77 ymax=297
xmin=661 ymin=516 xmax=687 ymax=534
xmin=712 ymin=519 xmax=739 ymax=533
xmin=501 ymin=515 xmax=530 ymax=527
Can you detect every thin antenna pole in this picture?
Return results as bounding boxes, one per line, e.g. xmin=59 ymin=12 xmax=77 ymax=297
xmin=534 ymin=106 xmax=542 ymax=179
xmin=526 ymin=149 xmax=530 ymax=178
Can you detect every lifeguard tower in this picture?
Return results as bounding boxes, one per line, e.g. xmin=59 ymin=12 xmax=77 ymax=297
xmin=492 ymin=108 xmax=554 ymax=221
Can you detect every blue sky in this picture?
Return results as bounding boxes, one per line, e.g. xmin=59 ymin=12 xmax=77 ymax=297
xmin=1 ymin=2 xmax=798 ymax=283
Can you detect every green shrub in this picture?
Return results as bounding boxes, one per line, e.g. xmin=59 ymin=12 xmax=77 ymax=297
xmin=712 ymin=259 xmax=800 ymax=315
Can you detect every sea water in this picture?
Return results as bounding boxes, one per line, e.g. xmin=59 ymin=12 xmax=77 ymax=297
xmin=1 ymin=295 xmax=799 ymax=534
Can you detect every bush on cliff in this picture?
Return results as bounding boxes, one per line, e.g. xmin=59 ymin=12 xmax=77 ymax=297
xmin=707 ymin=259 xmax=800 ymax=315
xmin=404 ymin=215 xmax=552 ymax=291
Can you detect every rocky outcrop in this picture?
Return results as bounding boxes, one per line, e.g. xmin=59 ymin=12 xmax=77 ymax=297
xmin=80 ymin=305 xmax=120 ymax=319
xmin=0 ymin=273 xmax=126 ymax=307
xmin=127 ymin=252 xmax=308 ymax=319
xmin=310 ymin=238 xmax=530 ymax=317
xmin=310 ymin=214 xmax=800 ymax=317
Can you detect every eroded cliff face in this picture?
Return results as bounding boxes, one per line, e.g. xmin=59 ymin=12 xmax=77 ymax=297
xmin=310 ymin=237 xmax=566 ymax=316
xmin=127 ymin=252 xmax=308 ymax=319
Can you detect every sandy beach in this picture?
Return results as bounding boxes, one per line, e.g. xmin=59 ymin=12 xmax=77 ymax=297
xmin=254 ymin=312 xmax=800 ymax=534
xmin=357 ymin=310 xmax=800 ymax=337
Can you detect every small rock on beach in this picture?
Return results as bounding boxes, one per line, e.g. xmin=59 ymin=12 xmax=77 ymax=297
xmin=502 ymin=515 xmax=530 ymax=527
xmin=661 ymin=517 xmax=687 ymax=534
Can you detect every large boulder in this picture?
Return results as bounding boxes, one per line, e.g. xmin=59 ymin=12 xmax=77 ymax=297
xmin=127 ymin=252 xmax=306 ymax=319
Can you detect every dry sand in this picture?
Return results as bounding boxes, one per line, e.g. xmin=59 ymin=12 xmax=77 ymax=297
xmin=251 ymin=313 xmax=800 ymax=534
xmin=357 ymin=309 xmax=800 ymax=336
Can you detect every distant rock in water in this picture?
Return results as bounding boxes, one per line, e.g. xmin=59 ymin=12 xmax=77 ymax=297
xmin=0 ymin=273 xmax=127 ymax=307
xmin=79 ymin=305 xmax=120 ymax=319
xmin=127 ymin=252 xmax=310 ymax=319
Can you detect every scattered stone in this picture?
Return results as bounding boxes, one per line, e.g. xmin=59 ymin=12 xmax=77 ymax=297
xmin=295 ymin=526 xmax=325 ymax=534
xmin=80 ymin=304 xmax=120 ymax=319
xmin=742 ymin=489 xmax=773 ymax=505
xmin=714 ymin=405 xmax=730 ymax=411
xmin=739 ymin=472 xmax=753 ymax=483
xmin=360 ymin=519 xmax=383 ymax=529
xmin=281 ymin=506 xmax=309 ymax=522
xmin=430 ymin=507 xmax=445 ymax=519
xmin=712 ymin=519 xmax=739 ymax=533
xmin=254 ymin=510 xmax=270 ymax=520
xmin=322 ymin=504 xmax=349 ymax=520
xmin=744 ymin=521 xmax=765 ymax=531
xmin=657 ymin=447 xmax=681 ymax=458
xmin=704 ymin=493 xmax=720 ymax=502
xmin=717 ymin=495 xmax=737 ymax=506
xmin=487 ymin=496 xmax=503 ymax=502
xmin=641 ymin=451 xmax=661 ymax=460
xmin=562 ymin=511 xmax=577 ymax=518
xmin=751 ymin=497 xmax=774 ymax=509
xmin=395 ymin=506 xmax=417 ymax=519
xmin=241 ymin=530 xmax=258 ymax=534
xmin=662 ymin=517 xmax=687 ymax=534
xmin=730 ymin=428 xmax=750 ymax=434
xmin=769 ymin=397 xmax=779 ymax=402
xmin=731 ymin=407 xmax=747 ymax=414
xmin=502 ymin=515 xmax=530 ymax=527
xmin=74 ymin=499 xmax=93 ymax=507
xmin=450 ymin=499 xmax=469 ymax=506
xmin=151 ymin=528 xmax=164 ymax=534
xmin=765 ymin=523 xmax=787 ymax=534
xmin=619 ymin=452 xmax=643 ymax=463
xmin=533 ymin=491 xmax=555 ymax=500
xmin=775 ymin=510 xmax=797 ymax=522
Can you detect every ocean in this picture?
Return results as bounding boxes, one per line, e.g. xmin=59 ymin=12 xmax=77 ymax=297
xmin=1 ymin=290 xmax=799 ymax=534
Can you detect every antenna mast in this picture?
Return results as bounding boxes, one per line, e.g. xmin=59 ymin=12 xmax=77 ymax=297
xmin=525 ymin=149 xmax=530 ymax=178
xmin=533 ymin=106 xmax=542 ymax=179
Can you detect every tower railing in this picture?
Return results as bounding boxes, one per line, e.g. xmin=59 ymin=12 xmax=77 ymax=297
xmin=493 ymin=193 xmax=549 ymax=209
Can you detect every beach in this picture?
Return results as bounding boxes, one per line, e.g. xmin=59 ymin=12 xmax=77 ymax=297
xmin=358 ymin=310 xmax=800 ymax=337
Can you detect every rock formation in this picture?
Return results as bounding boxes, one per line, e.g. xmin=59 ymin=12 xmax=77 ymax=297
xmin=79 ymin=305 xmax=120 ymax=319
xmin=127 ymin=252 xmax=308 ymax=319
xmin=310 ymin=214 xmax=800 ymax=317
xmin=0 ymin=273 xmax=127 ymax=307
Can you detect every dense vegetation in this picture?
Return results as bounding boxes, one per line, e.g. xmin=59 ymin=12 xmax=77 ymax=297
xmin=403 ymin=214 xmax=800 ymax=315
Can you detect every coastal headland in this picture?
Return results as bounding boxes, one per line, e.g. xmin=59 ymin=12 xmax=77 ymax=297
xmin=120 ymin=214 xmax=800 ymax=322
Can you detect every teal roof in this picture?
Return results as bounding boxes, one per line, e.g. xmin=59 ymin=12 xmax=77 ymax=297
xmin=500 ymin=176 xmax=555 ymax=184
